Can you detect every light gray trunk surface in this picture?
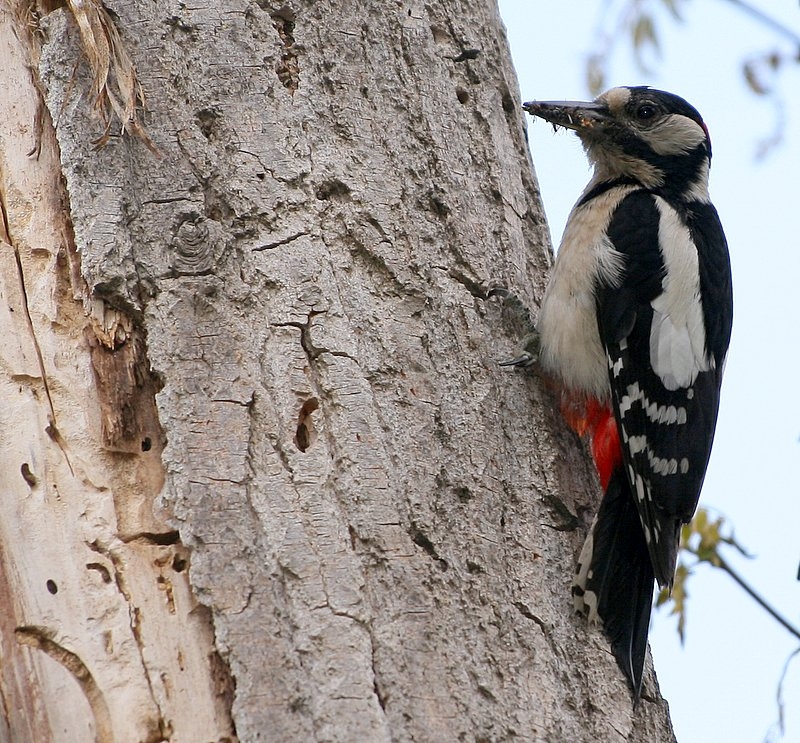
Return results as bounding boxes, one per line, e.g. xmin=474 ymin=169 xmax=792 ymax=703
xmin=0 ymin=1 xmax=677 ymax=741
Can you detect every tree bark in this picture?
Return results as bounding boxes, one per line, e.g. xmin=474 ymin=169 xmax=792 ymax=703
xmin=0 ymin=0 xmax=678 ymax=741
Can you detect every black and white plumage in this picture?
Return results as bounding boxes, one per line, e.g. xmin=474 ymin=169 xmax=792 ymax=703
xmin=523 ymin=87 xmax=733 ymax=695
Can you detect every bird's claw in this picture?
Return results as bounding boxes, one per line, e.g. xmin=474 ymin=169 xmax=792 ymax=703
xmin=499 ymin=331 xmax=540 ymax=368
xmin=499 ymin=353 xmax=536 ymax=368
xmin=489 ymin=287 xmax=540 ymax=368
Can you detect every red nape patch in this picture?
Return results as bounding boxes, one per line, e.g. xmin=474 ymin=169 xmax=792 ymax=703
xmin=560 ymin=394 xmax=622 ymax=490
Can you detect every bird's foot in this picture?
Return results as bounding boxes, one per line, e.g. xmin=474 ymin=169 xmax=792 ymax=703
xmin=488 ymin=287 xmax=540 ymax=367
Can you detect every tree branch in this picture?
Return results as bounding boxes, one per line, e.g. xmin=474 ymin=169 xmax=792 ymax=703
xmin=717 ymin=555 xmax=800 ymax=642
xmin=721 ymin=0 xmax=800 ymax=48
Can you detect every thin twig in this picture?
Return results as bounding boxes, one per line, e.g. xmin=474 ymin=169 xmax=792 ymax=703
xmin=717 ymin=556 xmax=800 ymax=641
xmin=721 ymin=0 xmax=800 ymax=47
xmin=775 ymin=646 xmax=800 ymax=735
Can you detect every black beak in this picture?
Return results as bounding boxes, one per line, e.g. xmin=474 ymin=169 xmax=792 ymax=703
xmin=523 ymin=100 xmax=610 ymax=132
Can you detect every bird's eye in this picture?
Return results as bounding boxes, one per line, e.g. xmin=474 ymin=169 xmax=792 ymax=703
xmin=636 ymin=104 xmax=657 ymax=120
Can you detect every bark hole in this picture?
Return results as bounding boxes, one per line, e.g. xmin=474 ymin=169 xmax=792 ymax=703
xmin=315 ymin=178 xmax=352 ymax=202
xmin=196 ymin=107 xmax=221 ymax=140
xmin=271 ymin=7 xmax=299 ymax=93
xmin=409 ymin=524 xmax=449 ymax=571
xmin=20 ymin=463 xmax=37 ymax=487
xmin=86 ymin=563 xmax=113 ymax=584
xmin=294 ymin=397 xmax=319 ymax=452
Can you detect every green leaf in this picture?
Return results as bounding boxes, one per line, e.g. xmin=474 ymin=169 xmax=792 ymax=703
xmin=655 ymin=561 xmax=692 ymax=645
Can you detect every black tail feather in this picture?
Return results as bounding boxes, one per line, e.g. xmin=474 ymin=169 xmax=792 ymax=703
xmin=573 ymin=467 xmax=655 ymax=697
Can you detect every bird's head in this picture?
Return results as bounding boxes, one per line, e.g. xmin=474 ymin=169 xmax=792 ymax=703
xmin=524 ymin=86 xmax=712 ymax=201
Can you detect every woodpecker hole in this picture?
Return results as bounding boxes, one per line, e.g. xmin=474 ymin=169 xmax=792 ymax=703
xmin=195 ymin=107 xmax=221 ymax=140
xmin=466 ymin=560 xmax=484 ymax=574
xmin=20 ymin=463 xmax=37 ymax=487
xmin=141 ymin=437 xmax=152 ymax=452
xmin=456 ymin=87 xmax=469 ymax=105
xmin=46 ymin=580 xmax=58 ymax=595
xmin=315 ymin=178 xmax=352 ymax=202
xmin=409 ymin=524 xmax=448 ymax=571
xmin=294 ymin=397 xmax=319 ymax=452
xmin=271 ymin=8 xmax=299 ymax=93
xmin=172 ymin=555 xmax=188 ymax=573
xmin=86 ymin=562 xmax=112 ymax=584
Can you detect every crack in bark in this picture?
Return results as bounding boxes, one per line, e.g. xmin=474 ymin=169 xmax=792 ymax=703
xmin=273 ymin=310 xmax=355 ymax=364
xmin=119 ymin=531 xmax=181 ymax=546
xmin=448 ymin=267 xmax=487 ymax=300
xmin=0 ymin=189 xmax=74 ymax=474
xmin=88 ymin=540 xmax=170 ymax=736
xmin=366 ymin=620 xmax=388 ymax=717
xmin=253 ymin=231 xmax=308 ymax=251
xmin=294 ymin=396 xmax=319 ymax=452
xmin=141 ymin=196 xmax=192 ymax=206
xmin=512 ymin=601 xmax=549 ymax=635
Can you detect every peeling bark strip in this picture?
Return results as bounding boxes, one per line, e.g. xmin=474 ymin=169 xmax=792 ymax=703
xmin=85 ymin=321 xmax=163 ymax=453
xmin=63 ymin=0 xmax=155 ymax=149
xmin=4 ymin=0 xmax=678 ymax=742
xmin=15 ymin=626 xmax=114 ymax=743
xmin=0 ymin=5 xmax=236 ymax=742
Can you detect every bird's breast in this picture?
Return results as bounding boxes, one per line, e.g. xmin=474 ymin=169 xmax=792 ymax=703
xmin=537 ymin=184 xmax=635 ymax=400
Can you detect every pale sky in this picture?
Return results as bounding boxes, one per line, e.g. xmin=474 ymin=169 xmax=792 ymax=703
xmin=498 ymin=1 xmax=800 ymax=741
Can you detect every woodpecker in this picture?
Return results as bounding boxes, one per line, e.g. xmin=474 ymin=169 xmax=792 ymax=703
xmin=520 ymin=87 xmax=733 ymax=696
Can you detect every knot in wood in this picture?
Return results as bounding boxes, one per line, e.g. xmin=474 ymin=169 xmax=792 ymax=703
xmin=172 ymin=218 xmax=215 ymax=275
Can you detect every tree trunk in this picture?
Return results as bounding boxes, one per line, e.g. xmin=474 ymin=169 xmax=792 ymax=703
xmin=0 ymin=0 xmax=677 ymax=741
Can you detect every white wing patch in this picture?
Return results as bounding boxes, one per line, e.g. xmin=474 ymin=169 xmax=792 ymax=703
xmin=649 ymin=198 xmax=711 ymax=391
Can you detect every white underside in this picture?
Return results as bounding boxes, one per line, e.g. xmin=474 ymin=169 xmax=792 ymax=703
xmin=537 ymin=185 xmax=634 ymax=401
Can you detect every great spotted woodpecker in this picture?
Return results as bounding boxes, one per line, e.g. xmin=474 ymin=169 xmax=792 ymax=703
xmin=519 ymin=87 xmax=733 ymax=696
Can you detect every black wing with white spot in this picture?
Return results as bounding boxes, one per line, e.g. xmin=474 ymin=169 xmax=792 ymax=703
xmin=596 ymin=190 xmax=732 ymax=586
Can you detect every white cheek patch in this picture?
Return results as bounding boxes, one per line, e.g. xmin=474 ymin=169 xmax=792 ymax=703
xmin=640 ymin=114 xmax=708 ymax=156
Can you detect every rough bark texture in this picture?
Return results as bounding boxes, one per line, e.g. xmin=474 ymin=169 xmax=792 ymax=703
xmin=0 ymin=0 xmax=678 ymax=741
